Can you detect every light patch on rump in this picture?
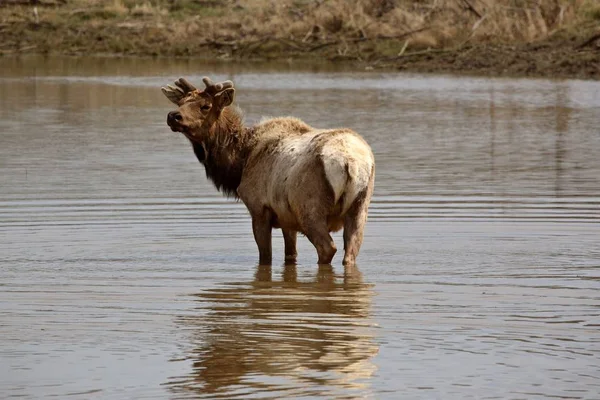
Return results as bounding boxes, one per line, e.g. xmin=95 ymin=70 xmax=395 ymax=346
xmin=320 ymin=133 xmax=374 ymax=215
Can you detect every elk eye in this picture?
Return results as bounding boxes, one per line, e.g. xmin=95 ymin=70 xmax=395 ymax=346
xmin=201 ymin=105 xmax=211 ymax=111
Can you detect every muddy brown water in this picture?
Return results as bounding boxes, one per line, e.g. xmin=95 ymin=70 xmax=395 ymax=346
xmin=1 ymin=57 xmax=599 ymax=399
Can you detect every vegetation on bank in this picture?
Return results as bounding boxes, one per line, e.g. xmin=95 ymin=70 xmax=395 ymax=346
xmin=1 ymin=0 xmax=599 ymax=78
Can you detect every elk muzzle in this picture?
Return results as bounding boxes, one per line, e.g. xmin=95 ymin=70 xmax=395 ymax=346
xmin=167 ymin=110 xmax=183 ymax=132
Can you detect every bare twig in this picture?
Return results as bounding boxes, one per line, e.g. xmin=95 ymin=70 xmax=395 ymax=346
xmin=377 ymin=46 xmax=459 ymax=63
xmin=397 ymin=40 xmax=410 ymax=56
xmin=18 ymin=44 xmax=37 ymax=51
xmin=376 ymin=26 xmax=430 ymax=40
xmin=460 ymin=0 xmax=482 ymax=19
xmin=308 ymin=40 xmax=338 ymax=52
xmin=576 ymin=32 xmax=600 ymax=49
xmin=302 ymin=26 xmax=314 ymax=43
xmin=274 ymin=38 xmax=304 ymax=50
xmin=458 ymin=13 xmax=487 ymax=47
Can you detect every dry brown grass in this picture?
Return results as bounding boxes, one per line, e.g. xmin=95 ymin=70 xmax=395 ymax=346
xmin=220 ymin=0 xmax=590 ymax=47
xmin=0 ymin=0 xmax=597 ymax=62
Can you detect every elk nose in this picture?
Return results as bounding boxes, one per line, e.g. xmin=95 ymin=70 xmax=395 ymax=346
xmin=167 ymin=111 xmax=182 ymax=124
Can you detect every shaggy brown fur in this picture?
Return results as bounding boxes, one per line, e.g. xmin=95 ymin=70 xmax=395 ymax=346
xmin=163 ymin=77 xmax=375 ymax=266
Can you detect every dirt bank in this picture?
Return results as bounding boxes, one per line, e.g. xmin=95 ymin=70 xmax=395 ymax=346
xmin=1 ymin=0 xmax=599 ymax=79
xmin=379 ymin=36 xmax=600 ymax=79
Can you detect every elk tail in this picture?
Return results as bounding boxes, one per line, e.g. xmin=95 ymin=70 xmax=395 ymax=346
xmin=323 ymin=156 xmax=373 ymax=215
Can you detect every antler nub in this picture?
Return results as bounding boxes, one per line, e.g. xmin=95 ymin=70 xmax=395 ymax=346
xmin=202 ymin=76 xmax=233 ymax=96
xmin=161 ymin=77 xmax=198 ymax=105
xmin=202 ymin=77 xmax=214 ymax=88
xmin=175 ymin=78 xmax=196 ymax=93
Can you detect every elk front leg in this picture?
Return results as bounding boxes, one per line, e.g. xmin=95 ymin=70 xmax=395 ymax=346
xmin=282 ymin=229 xmax=297 ymax=263
xmin=252 ymin=210 xmax=273 ymax=265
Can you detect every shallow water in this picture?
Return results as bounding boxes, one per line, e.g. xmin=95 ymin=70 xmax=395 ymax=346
xmin=1 ymin=56 xmax=599 ymax=399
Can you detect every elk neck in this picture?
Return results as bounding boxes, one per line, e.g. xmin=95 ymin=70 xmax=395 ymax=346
xmin=190 ymin=106 xmax=256 ymax=198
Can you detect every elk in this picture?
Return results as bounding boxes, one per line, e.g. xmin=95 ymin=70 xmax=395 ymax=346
xmin=162 ymin=77 xmax=375 ymax=266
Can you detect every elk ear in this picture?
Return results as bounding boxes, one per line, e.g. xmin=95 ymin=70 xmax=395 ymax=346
xmin=217 ymin=88 xmax=235 ymax=108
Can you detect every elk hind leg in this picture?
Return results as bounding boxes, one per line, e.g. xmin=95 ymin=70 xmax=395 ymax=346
xmin=303 ymin=216 xmax=337 ymax=265
xmin=343 ymin=185 xmax=373 ymax=266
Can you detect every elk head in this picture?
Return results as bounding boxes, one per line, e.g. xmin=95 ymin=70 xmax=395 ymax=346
xmin=162 ymin=77 xmax=235 ymax=139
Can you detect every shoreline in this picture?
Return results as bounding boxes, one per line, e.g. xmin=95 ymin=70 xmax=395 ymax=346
xmin=2 ymin=39 xmax=597 ymax=81
xmin=1 ymin=1 xmax=598 ymax=80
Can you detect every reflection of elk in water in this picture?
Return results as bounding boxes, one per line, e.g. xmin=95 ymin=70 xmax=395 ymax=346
xmin=167 ymin=265 xmax=378 ymax=398
xmin=162 ymin=77 xmax=375 ymax=266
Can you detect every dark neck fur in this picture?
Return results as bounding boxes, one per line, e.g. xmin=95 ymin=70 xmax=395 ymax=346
xmin=189 ymin=107 xmax=253 ymax=198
